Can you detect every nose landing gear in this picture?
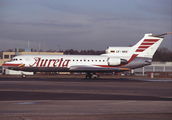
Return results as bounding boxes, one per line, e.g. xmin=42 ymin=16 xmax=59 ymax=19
xmin=22 ymin=74 xmax=26 ymax=78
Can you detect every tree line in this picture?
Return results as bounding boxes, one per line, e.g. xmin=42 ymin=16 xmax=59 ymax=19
xmin=0 ymin=47 xmax=171 ymax=61
xmin=152 ymin=47 xmax=172 ymax=61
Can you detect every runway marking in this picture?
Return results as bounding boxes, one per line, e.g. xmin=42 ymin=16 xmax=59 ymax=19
xmin=139 ymin=79 xmax=172 ymax=82
xmin=11 ymin=100 xmax=52 ymax=105
xmin=127 ymin=79 xmax=172 ymax=82
xmin=103 ymin=100 xmax=135 ymax=105
xmin=12 ymin=102 xmax=37 ymax=105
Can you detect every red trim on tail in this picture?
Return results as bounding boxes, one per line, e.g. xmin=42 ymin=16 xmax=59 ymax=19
xmin=143 ymin=39 xmax=159 ymax=42
xmin=141 ymin=43 xmax=154 ymax=45
xmin=136 ymin=39 xmax=159 ymax=52
xmin=138 ymin=46 xmax=150 ymax=49
xmin=135 ymin=49 xmax=145 ymax=52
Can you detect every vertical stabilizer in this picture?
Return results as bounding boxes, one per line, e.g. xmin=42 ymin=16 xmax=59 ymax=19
xmin=132 ymin=33 xmax=164 ymax=58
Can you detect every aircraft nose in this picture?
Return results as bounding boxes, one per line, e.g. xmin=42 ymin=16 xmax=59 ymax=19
xmin=2 ymin=62 xmax=9 ymax=68
xmin=2 ymin=62 xmax=24 ymax=68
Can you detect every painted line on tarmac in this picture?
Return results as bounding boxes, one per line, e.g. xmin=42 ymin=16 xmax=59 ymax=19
xmin=132 ymin=79 xmax=172 ymax=82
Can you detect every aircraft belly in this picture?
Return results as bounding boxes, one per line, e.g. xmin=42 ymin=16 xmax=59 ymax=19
xmin=69 ymin=65 xmax=120 ymax=72
xmin=123 ymin=57 xmax=151 ymax=69
xmin=11 ymin=67 xmax=70 ymax=72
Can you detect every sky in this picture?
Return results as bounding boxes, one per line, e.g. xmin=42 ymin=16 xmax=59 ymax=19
xmin=0 ymin=0 xmax=171 ymax=51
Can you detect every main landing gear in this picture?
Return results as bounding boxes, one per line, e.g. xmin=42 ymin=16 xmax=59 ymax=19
xmin=85 ymin=72 xmax=100 ymax=79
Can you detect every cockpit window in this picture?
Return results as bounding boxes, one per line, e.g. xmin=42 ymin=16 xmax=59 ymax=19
xmin=8 ymin=58 xmax=18 ymax=62
xmin=13 ymin=58 xmax=18 ymax=61
xmin=7 ymin=59 xmax=12 ymax=62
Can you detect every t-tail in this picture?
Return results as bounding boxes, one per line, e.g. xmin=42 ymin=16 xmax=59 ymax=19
xmin=127 ymin=32 xmax=172 ymax=68
xmin=132 ymin=33 xmax=172 ymax=58
xmin=103 ymin=32 xmax=171 ymax=69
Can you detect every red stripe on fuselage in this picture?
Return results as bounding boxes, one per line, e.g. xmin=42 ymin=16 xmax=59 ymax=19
xmin=127 ymin=54 xmax=138 ymax=63
xmin=2 ymin=63 xmax=22 ymax=67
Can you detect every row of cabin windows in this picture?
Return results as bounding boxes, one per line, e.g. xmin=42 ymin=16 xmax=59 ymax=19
xmin=73 ymin=59 xmax=106 ymax=62
xmin=36 ymin=59 xmax=106 ymax=62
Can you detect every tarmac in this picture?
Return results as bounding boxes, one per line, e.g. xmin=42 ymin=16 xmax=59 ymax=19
xmin=0 ymin=75 xmax=172 ymax=120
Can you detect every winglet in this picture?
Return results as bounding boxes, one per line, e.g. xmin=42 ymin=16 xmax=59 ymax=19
xmin=149 ymin=32 xmax=172 ymax=37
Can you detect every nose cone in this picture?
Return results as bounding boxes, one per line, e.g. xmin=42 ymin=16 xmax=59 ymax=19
xmin=2 ymin=62 xmax=24 ymax=68
xmin=2 ymin=62 xmax=9 ymax=68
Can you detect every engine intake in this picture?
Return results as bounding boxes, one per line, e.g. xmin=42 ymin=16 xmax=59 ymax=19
xmin=107 ymin=57 xmax=128 ymax=66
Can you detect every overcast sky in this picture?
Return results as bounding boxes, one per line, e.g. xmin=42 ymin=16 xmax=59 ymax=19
xmin=0 ymin=0 xmax=171 ymax=51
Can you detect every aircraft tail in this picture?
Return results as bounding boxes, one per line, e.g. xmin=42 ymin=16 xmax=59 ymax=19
xmin=132 ymin=32 xmax=171 ymax=58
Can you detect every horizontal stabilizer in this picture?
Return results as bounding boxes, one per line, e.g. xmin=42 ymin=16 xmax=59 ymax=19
xmin=150 ymin=32 xmax=172 ymax=37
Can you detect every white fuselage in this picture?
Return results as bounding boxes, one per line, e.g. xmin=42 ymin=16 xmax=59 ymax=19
xmin=3 ymin=33 xmax=167 ymax=75
xmin=20 ymin=55 xmax=109 ymax=68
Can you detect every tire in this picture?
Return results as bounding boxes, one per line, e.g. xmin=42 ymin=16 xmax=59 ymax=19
xmin=22 ymin=74 xmax=26 ymax=78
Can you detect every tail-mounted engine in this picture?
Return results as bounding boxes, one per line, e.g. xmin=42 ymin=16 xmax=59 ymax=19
xmin=107 ymin=57 xmax=128 ymax=66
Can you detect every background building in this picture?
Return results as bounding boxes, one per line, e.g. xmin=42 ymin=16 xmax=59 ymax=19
xmin=133 ymin=62 xmax=172 ymax=76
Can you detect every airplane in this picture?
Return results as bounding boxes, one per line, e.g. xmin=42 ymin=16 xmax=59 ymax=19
xmin=2 ymin=32 xmax=172 ymax=78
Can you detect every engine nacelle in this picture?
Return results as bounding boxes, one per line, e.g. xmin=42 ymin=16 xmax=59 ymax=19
xmin=107 ymin=57 xmax=128 ymax=66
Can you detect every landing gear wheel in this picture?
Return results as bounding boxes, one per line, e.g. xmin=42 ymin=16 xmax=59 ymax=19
xmin=86 ymin=74 xmax=92 ymax=79
xmin=85 ymin=73 xmax=100 ymax=79
xmin=22 ymin=74 xmax=26 ymax=78
xmin=92 ymin=74 xmax=99 ymax=79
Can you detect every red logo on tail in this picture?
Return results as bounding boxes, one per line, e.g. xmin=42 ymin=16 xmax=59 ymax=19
xmin=135 ymin=39 xmax=159 ymax=52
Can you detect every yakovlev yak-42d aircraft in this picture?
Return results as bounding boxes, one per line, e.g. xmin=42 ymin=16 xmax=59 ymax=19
xmin=2 ymin=32 xmax=172 ymax=78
